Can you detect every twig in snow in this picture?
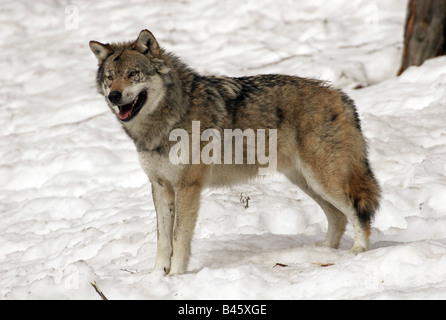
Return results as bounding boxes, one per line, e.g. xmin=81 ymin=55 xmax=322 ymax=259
xmin=312 ymin=262 xmax=335 ymax=267
xmin=120 ymin=268 xmax=139 ymax=274
xmin=90 ymin=281 xmax=108 ymax=300
xmin=273 ymin=263 xmax=289 ymax=268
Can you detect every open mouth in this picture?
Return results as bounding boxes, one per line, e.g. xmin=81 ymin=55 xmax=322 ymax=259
xmin=117 ymin=91 xmax=147 ymax=122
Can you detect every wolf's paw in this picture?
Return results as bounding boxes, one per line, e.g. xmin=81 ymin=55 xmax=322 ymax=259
xmin=316 ymin=240 xmax=330 ymax=248
xmin=154 ymin=258 xmax=171 ymax=275
xmin=349 ymin=246 xmax=366 ymax=255
xmin=315 ymin=240 xmax=338 ymax=249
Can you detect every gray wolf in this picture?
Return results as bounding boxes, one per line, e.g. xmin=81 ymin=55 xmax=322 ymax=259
xmin=89 ymin=30 xmax=380 ymax=275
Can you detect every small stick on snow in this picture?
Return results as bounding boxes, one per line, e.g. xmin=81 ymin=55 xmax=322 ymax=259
xmin=273 ymin=263 xmax=289 ymax=268
xmin=90 ymin=281 xmax=108 ymax=300
xmin=312 ymin=262 xmax=334 ymax=267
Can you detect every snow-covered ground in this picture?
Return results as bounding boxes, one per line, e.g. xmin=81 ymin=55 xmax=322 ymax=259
xmin=1 ymin=0 xmax=446 ymax=299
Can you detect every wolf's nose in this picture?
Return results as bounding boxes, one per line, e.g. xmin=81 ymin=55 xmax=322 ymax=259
xmin=108 ymin=91 xmax=122 ymax=104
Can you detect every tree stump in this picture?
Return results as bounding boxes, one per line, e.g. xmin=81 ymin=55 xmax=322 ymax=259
xmin=398 ymin=0 xmax=446 ymax=75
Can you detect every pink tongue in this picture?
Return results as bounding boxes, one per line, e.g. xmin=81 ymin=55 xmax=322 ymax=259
xmin=118 ymin=104 xmax=133 ymax=120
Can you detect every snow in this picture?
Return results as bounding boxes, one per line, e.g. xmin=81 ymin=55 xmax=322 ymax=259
xmin=1 ymin=0 xmax=446 ymax=300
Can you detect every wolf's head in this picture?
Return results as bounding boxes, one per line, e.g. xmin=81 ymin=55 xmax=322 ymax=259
xmin=90 ymin=30 xmax=171 ymax=122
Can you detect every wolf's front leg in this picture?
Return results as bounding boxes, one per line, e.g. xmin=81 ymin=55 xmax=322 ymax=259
xmin=151 ymin=179 xmax=175 ymax=274
xmin=169 ymin=184 xmax=202 ymax=275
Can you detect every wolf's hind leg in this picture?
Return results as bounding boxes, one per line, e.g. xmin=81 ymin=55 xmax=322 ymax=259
xmin=283 ymin=171 xmax=347 ymax=249
xmin=332 ymin=203 xmax=370 ymax=254
xmin=316 ymin=201 xmax=347 ymax=249
xmin=320 ymin=175 xmax=379 ymax=254
xmin=308 ymin=186 xmax=373 ymax=254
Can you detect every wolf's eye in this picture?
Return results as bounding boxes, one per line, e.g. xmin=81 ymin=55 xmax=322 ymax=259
xmin=129 ymin=70 xmax=139 ymax=78
xmin=107 ymin=75 xmax=113 ymax=81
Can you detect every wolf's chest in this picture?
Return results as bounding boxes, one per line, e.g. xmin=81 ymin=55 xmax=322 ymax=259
xmin=137 ymin=150 xmax=180 ymax=184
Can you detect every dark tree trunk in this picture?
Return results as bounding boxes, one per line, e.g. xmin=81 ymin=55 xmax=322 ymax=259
xmin=398 ymin=0 xmax=446 ymax=75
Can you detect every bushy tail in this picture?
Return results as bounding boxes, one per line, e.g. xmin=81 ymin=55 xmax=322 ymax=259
xmin=346 ymin=162 xmax=381 ymax=226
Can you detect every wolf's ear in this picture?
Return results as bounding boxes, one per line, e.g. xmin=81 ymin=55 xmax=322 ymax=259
xmin=133 ymin=29 xmax=160 ymax=58
xmin=89 ymin=41 xmax=113 ymax=65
